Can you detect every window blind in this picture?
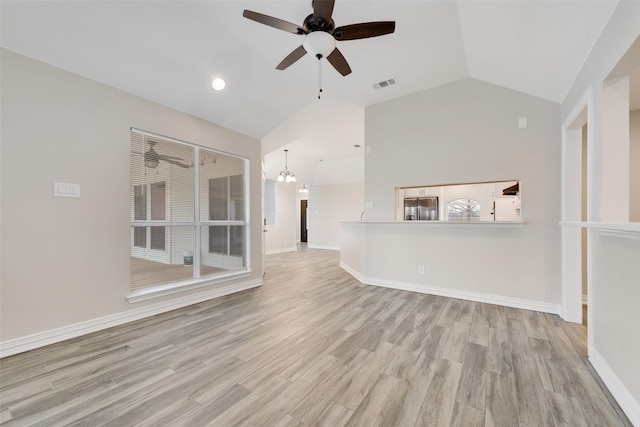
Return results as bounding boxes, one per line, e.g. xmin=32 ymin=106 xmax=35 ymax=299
xmin=130 ymin=129 xmax=248 ymax=292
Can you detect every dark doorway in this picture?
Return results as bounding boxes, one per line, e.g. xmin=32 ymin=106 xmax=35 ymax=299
xmin=300 ymin=199 xmax=308 ymax=243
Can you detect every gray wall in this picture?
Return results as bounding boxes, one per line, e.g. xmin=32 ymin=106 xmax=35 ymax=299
xmin=307 ymin=182 xmax=364 ymax=250
xmin=362 ymin=78 xmax=561 ymax=305
xmin=0 ymin=49 xmax=263 ymax=342
xmin=365 ymin=78 xmax=560 ymax=223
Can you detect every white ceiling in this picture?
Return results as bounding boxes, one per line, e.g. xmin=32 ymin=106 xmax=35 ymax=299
xmin=1 ymin=1 xmax=621 ymax=184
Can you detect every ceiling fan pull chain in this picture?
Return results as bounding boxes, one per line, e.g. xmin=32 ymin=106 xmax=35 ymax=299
xmin=317 ymin=54 xmax=323 ymax=99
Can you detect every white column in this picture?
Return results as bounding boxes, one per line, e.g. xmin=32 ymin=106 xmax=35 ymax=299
xmin=602 ymin=77 xmax=630 ymax=222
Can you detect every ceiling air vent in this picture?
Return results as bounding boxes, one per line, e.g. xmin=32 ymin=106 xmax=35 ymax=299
xmin=372 ymin=78 xmax=397 ymax=90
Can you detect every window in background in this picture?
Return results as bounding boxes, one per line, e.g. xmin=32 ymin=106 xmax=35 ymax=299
xmin=208 ymin=175 xmax=244 ymax=256
xmin=130 ymin=129 xmax=249 ymax=294
xmin=447 ymin=198 xmax=481 ymax=221
xmin=133 ymin=184 xmax=147 ymax=247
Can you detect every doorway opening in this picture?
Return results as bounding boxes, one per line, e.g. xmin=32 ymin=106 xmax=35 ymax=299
xmin=580 ymin=123 xmax=588 ymax=327
xmin=561 ymin=90 xmax=590 ymax=326
xmin=300 ymin=199 xmax=308 ymax=243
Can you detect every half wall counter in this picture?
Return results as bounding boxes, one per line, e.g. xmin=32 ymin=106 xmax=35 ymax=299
xmin=339 ymin=220 xmax=562 ymax=315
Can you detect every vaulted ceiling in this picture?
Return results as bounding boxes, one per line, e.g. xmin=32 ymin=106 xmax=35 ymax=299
xmin=1 ymin=1 xmax=620 ymax=185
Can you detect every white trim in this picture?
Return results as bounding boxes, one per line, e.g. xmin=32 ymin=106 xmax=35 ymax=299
xmin=560 ymin=222 xmax=640 ymax=240
xmin=340 ymin=262 xmax=560 ymax=315
xmin=265 ymin=247 xmax=298 ymax=255
xmin=561 ymin=221 xmax=640 ymax=232
xmin=127 ymin=269 xmax=252 ymax=303
xmin=563 ymin=88 xmax=591 ymax=131
xmin=590 ymin=349 xmax=640 ymax=427
xmin=341 ymin=220 xmax=524 ymax=228
xmin=307 ymin=244 xmax=340 ymax=251
xmin=0 ymin=279 xmax=262 ymax=359
xmin=582 ymin=295 xmax=588 ymax=305
xmin=194 ymin=147 xmax=201 ymax=278
xmin=244 ymin=158 xmax=252 ymax=273
xmin=560 ymin=87 xmax=592 ymax=325
xmin=340 ymin=261 xmax=367 ymax=283
xmin=600 ymin=229 xmax=640 ymax=241
xmin=130 ymin=127 xmax=244 ymax=160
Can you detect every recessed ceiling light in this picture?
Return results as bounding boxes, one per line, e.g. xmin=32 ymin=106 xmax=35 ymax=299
xmin=212 ymin=78 xmax=226 ymax=91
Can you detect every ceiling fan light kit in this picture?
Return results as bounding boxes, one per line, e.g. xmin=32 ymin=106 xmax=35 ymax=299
xmin=144 ymin=145 xmax=160 ymax=169
xmin=243 ymin=0 xmax=395 ymax=96
xmin=303 ymin=31 xmax=336 ymax=58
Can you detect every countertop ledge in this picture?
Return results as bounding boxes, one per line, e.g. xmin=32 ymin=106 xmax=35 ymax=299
xmin=560 ymin=221 xmax=640 ymax=231
xmin=560 ymin=222 xmax=640 ymax=240
xmin=341 ymin=220 xmax=524 ymax=228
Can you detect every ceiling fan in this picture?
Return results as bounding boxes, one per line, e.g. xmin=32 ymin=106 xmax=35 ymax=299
xmin=143 ymin=141 xmax=190 ymax=169
xmin=243 ymin=0 xmax=395 ymax=77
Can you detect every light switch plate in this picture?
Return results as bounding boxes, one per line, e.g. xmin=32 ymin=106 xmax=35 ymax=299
xmin=518 ymin=117 xmax=528 ymax=129
xmin=54 ymin=182 xmax=81 ymax=198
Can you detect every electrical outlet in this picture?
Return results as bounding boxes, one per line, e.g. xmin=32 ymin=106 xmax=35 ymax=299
xmin=418 ymin=265 xmax=425 ymax=274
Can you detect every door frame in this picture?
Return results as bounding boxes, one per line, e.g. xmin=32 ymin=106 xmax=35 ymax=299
xmin=561 ymin=88 xmax=592 ymax=326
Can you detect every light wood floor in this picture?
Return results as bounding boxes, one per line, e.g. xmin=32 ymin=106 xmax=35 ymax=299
xmin=0 ymin=247 xmax=631 ymax=426
xmin=130 ymin=257 xmax=225 ymax=290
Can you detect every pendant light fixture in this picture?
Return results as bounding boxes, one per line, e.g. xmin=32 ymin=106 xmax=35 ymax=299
xmin=277 ymin=149 xmax=296 ymax=183
xmin=299 ymin=184 xmax=309 ymax=193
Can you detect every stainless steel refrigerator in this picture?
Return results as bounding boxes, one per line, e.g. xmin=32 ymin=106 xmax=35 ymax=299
xmin=404 ymin=197 xmax=439 ymax=220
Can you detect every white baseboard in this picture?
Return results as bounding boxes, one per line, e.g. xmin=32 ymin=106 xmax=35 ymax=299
xmin=590 ymin=349 xmax=640 ymax=426
xmin=307 ymin=244 xmax=340 ymax=251
xmin=0 ymin=279 xmax=262 ymax=359
xmin=340 ymin=262 xmax=560 ymax=315
xmin=265 ymin=247 xmax=298 ymax=255
xmin=340 ymin=262 xmax=366 ymax=283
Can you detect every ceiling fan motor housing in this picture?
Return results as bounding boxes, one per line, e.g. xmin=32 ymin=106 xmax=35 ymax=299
xmin=144 ymin=147 xmax=159 ymax=163
xmin=303 ymin=13 xmax=335 ymax=33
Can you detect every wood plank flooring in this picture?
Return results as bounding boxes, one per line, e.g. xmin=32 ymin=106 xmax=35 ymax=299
xmin=0 ymin=247 xmax=632 ymax=426
xmin=130 ymin=257 xmax=225 ymax=290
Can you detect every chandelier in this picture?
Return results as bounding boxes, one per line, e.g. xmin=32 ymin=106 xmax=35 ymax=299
xmin=277 ymin=149 xmax=296 ymax=182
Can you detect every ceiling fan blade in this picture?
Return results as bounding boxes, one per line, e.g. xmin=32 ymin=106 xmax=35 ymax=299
xmin=313 ymin=0 xmax=335 ymax=28
xmin=326 ymin=48 xmax=352 ymax=76
xmin=243 ymin=10 xmax=306 ymax=35
xmin=158 ymin=154 xmax=184 ymax=161
xmin=333 ymin=21 xmax=396 ymax=41
xmin=164 ymin=159 xmax=191 ymax=169
xmin=276 ymin=45 xmax=307 ymax=70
